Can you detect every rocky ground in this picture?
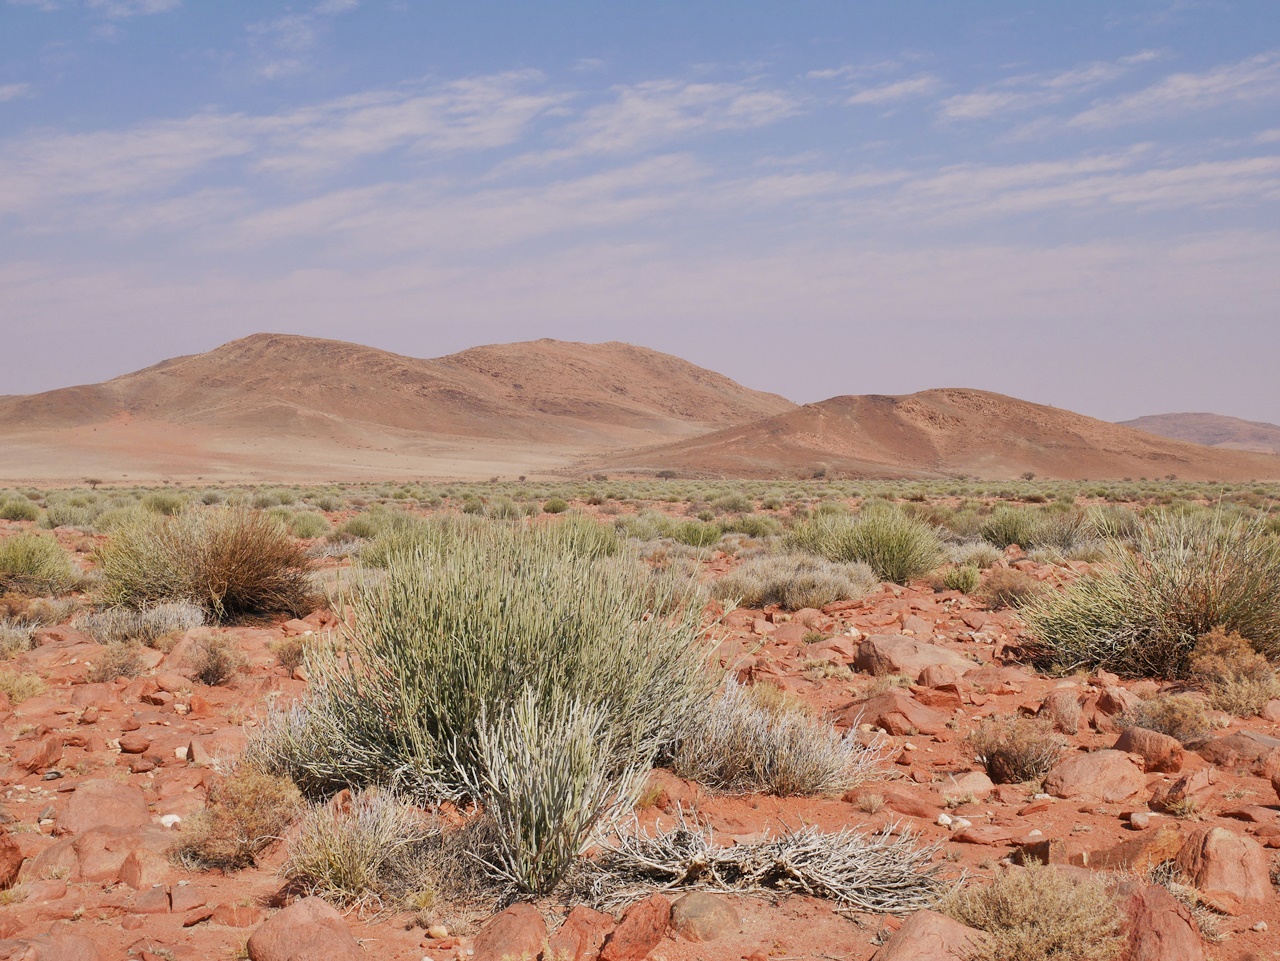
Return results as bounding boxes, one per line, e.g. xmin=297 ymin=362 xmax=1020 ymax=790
xmin=1 ymin=524 xmax=1278 ymax=960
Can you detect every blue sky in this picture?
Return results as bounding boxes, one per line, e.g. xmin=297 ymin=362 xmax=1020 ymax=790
xmin=2 ymin=1 xmax=1278 ymax=422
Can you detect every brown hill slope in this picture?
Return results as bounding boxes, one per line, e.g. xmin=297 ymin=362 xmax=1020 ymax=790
xmin=600 ymin=388 xmax=1280 ymax=481
xmin=0 ymin=333 xmax=794 ymax=482
xmin=1121 ymin=412 xmax=1280 ymax=454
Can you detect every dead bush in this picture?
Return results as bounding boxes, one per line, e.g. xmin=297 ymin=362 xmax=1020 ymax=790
xmin=711 ymin=553 xmax=877 ymax=610
xmin=0 ymin=668 xmax=46 ymax=704
xmin=175 ymin=764 xmax=302 ymax=869
xmin=75 ymin=602 xmax=204 ymax=649
xmin=944 ymin=861 xmax=1124 ymax=961
xmin=189 ymin=633 xmax=246 ymax=687
xmin=966 ymin=717 xmax=1066 ymax=784
xmin=1120 ymin=693 xmax=1213 ymax=746
xmin=86 ymin=642 xmax=146 ymax=683
xmin=1188 ymin=627 xmax=1280 ymax=717
xmin=976 ymin=568 xmax=1041 ymax=608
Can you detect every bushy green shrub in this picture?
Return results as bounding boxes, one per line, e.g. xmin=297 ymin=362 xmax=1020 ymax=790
xmin=942 ymin=565 xmax=981 ymax=594
xmin=785 ymin=504 xmax=941 ymax=584
xmin=712 ymin=553 xmax=877 ymax=610
xmin=1023 ymin=511 xmax=1280 ymax=676
xmin=721 ymin=513 xmax=783 ymax=538
xmin=980 ymin=508 xmax=1038 ymax=549
xmin=95 ymin=509 xmax=314 ymax=621
xmin=0 ymin=533 xmax=76 ymax=594
xmin=140 ymin=490 xmax=187 ymax=515
xmin=0 ymin=500 xmax=40 ymax=522
xmin=543 ymin=498 xmax=569 ymax=514
xmin=288 ymin=511 xmax=332 ymax=539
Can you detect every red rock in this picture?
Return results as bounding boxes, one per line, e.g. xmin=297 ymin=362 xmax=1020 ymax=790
xmin=472 ymin=903 xmax=547 ymax=961
xmin=0 ymin=828 xmax=22 ymax=889
xmin=0 ymin=934 xmax=104 ymax=961
xmin=1096 ymin=686 xmax=1140 ymax=716
xmin=1118 ymin=881 xmax=1204 ymax=961
xmin=848 ymin=689 xmax=952 ymax=736
xmin=132 ymin=885 xmax=171 ymax=914
xmin=600 ymin=893 xmax=671 ymax=961
xmin=844 ymin=784 xmax=938 ymax=819
xmin=213 ymin=904 xmax=266 ymax=928
xmin=141 ymin=691 xmax=174 ymax=707
xmin=16 ymin=736 xmax=63 ymax=774
xmin=1196 ymin=730 xmax=1280 ymax=773
xmin=545 ymin=906 xmax=615 ymax=961
xmin=118 ymin=734 xmax=151 ymax=755
xmin=1174 ymin=826 xmax=1270 ymax=913
xmin=669 ymin=892 xmax=739 ymax=943
xmin=939 ymin=771 xmax=994 ymax=802
xmin=186 ymin=729 xmax=247 ymax=766
xmin=247 ymin=897 xmax=363 ymax=961
xmin=1261 ymin=699 xmax=1280 ymax=722
xmin=53 ymin=779 xmax=150 ymax=835
xmin=1085 ymin=824 xmax=1184 ymax=872
xmin=854 ymin=635 xmax=973 ymax=678
xmin=1113 ymin=727 xmax=1184 ymax=773
xmin=869 ymin=909 xmax=981 ymax=961
xmin=183 ymin=906 xmax=215 ymax=926
xmin=1038 ymin=689 xmax=1082 ymax=734
xmin=72 ymin=826 xmax=171 ymax=883
xmin=1150 ymin=768 xmax=1217 ymax=812
xmin=119 ymin=848 xmax=170 ymax=890
xmin=1043 ymin=750 xmax=1144 ymax=802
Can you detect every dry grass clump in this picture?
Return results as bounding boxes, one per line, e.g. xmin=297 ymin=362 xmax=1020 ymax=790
xmin=0 ymin=534 xmax=77 ymax=595
xmin=282 ymin=788 xmax=442 ymax=910
xmin=1023 ymin=510 xmax=1280 ymax=677
xmin=1187 ymin=627 xmax=1280 ymax=717
xmin=95 ymin=508 xmax=314 ymax=622
xmin=0 ymin=668 xmax=46 ymax=704
xmin=711 ymin=553 xmax=877 ymax=610
xmin=188 ymin=632 xmax=246 ymax=686
xmin=945 ymin=862 xmax=1123 ymax=961
xmin=784 ymin=504 xmax=942 ymax=585
xmin=671 ymin=679 xmax=884 ymax=796
xmin=947 ymin=540 xmax=1004 ymax=570
xmin=0 ymin=619 xmax=34 ymax=659
xmin=1120 ymin=693 xmax=1213 ymax=746
xmin=941 ymin=565 xmax=981 ymax=594
xmin=175 ymin=764 xmax=303 ymax=870
xmin=75 ymin=602 xmax=204 ymax=649
xmin=975 ymin=568 xmax=1041 ymax=608
xmin=86 ymin=642 xmax=147 ymax=683
xmin=966 ymin=717 xmax=1066 ymax=784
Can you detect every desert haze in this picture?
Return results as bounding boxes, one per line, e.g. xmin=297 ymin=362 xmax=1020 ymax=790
xmin=2 ymin=332 xmax=1278 ymax=483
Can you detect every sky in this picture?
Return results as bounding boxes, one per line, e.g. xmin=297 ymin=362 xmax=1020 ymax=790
xmin=1 ymin=1 xmax=1279 ymax=423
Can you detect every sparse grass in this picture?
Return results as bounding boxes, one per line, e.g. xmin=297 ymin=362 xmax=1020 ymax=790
xmin=785 ymin=504 xmax=942 ymax=585
xmin=189 ymin=632 xmax=246 ymax=686
xmin=95 ymin=508 xmax=314 ymax=621
xmin=0 ymin=668 xmax=47 ymax=704
xmin=75 ymin=602 xmax=204 ymax=648
xmin=1120 ymin=693 xmax=1213 ymax=746
xmin=1188 ymin=626 xmax=1280 ymax=717
xmin=1023 ymin=510 xmax=1280 ymax=677
xmin=944 ymin=861 xmax=1124 ymax=961
xmin=0 ymin=534 xmax=76 ymax=595
xmin=966 ymin=717 xmax=1065 ymax=784
xmin=85 ymin=642 xmax=147 ymax=683
xmin=671 ymin=679 xmax=884 ymax=796
xmin=0 ymin=619 xmax=34 ymax=659
xmin=976 ymin=568 xmax=1041 ymax=608
xmin=175 ymin=764 xmax=303 ymax=870
xmin=711 ymin=553 xmax=877 ymax=610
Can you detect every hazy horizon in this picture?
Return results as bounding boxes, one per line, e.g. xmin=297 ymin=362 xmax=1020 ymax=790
xmin=2 ymin=1 xmax=1278 ymax=423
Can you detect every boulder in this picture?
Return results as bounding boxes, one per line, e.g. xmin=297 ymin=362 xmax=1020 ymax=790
xmin=847 ymin=690 xmax=952 ymax=736
xmin=669 ymin=892 xmax=740 ymax=943
xmin=939 ymin=771 xmax=995 ymax=803
xmin=1117 ymin=882 xmax=1204 ymax=961
xmin=0 ymin=828 xmax=21 ymax=889
xmin=545 ymin=906 xmax=614 ymax=961
xmin=1174 ymin=826 xmax=1271 ymax=913
xmin=1113 ymin=727 xmax=1184 ymax=774
xmin=53 ymin=779 xmax=150 ymax=836
xmin=1196 ymin=730 xmax=1280 ymax=773
xmin=600 ymin=893 xmax=671 ymax=961
xmin=1038 ymin=688 xmax=1083 ymax=734
xmin=854 ymin=635 xmax=973 ymax=678
xmin=246 ymin=896 xmax=363 ymax=961
xmin=1150 ymin=768 xmax=1217 ymax=812
xmin=1086 ymin=824 xmax=1184 ymax=872
xmin=1042 ymin=750 xmax=1144 ymax=803
xmin=870 ymin=910 xmax=981 ymax=961
xmin=0 ymin=935 xmax=104 ymax=961
xmin=472 ymin=904 xmax=547 ymax=961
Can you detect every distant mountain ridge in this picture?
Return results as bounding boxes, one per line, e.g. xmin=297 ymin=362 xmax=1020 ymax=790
xmin=1120 ymin=412 xmax=1280 ymax=455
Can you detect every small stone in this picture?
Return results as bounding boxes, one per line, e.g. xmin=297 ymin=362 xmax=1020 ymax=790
xmin=1252 ymin=921 xmax=1269 ymax=932
xmin=670 ymin=892 xmax=740 ymax=943
xmin=426 ymin=925 xmax=450 ymax=940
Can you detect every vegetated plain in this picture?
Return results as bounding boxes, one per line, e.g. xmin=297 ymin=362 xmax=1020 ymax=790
xmin=0 ymin=476 xmax=1279 ymax=960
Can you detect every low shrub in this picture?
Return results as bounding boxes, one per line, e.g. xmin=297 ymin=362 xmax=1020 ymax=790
xmin=785 ymin=504 xmax=941 ymax=585
xmin=1188 ymin=627 xmax=1279 ymax=717
xmin=966 ymin=717 xmax=1065 ymax=784
xmin=711 ymin=553 xmax=877 ymax=610
xmin=189 ymin=633 xmax=246 ymax=686
xmin=86 ymin=642 xmax=147 ymax=683
xmin=1022 ymin=511 xmax=1280 ymax=677
xmin=942 ymin=565 xmax=981 ymax=594
xmin=947 ymin=540 xmax=1003 ymax=569
xmin=0 ymin=534 xmax=76 ymax=595
xmin=980 ymin=508 xmax=1038 ymax=549
xmin=670 ymin=679 xmax=884 ymax=796
xmin=175 ymin=765 xmax=303 ymax=869
xmin=543 ymin=498 xmax=569 ymax=514
xmin=0 ymin=500 xmax=40 ymax=522
xmin=944 ymin=861 xmax=1124 ymax=961
xmin=1120 ymin=694 xmax=1213 ymax=746
xmin=0 ymin=668 xmax=46 ymax=704
xmin=95 ymin=509 xmax=314 ymax=621
xmin=0 ymin=620 xmax=34 ymax=659
xmin=140 ymin=490 xmax=187 ymax=515
xmin=75 ymin=602 xmax=204 ymax=648
xmin=288 ymin=511 xmax=332 ymax=539
xmin=975 ymin=568 xmax=1040 ymax=608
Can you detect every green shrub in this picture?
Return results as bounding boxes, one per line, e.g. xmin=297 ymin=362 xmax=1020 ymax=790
xmin=942 ymin=565 xmax=981 ymax=594
xmin=95 ymin=509 xmax=314 ymax=621
xmin=1188 ymin=627 xmax=1279 ymax=717
xmin=86 ymin=642 xmax=147 ymax=683
xmin=721 ymin=513 xmax=783 ymax=538
xmin=0 ymin=500 xmax=40 ymax=522
xmin=980 ymin=508 xmax=1038 ymax=549
xmin=0 ymin=534 xmax=76 ymax=594
xmin=543 ymin=498 xmax=569 ymax=514
xmin=288 ymin=511 xmax=332 ymax=539
xmin=140 ymin=490 xmax=187 ymax=516
xmin=672 ymin=520 xmax=721 ymax=547
xmin=785 ymin=504 xmax=941 ymax=584
xmin=712 ymin=553 xmax=876 ymax=610
xmin=1023 ymin=511 xmax=1280 ymax=676
xmin=251 ymin=519 xmax=712 ymax=801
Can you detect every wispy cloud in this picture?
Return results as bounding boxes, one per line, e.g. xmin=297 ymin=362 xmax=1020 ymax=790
xmin=0 ymin=83 xmax=31 ymax=102
xmin=1069 ymin=52 xmax=1280 ymax=128
xmin=86 ymin=0 xmax=181 ymax=17
xmin=847 ymin=75 xmax=940 ymax=106
xmin=246 ymin=0 xmax=359 ymax=79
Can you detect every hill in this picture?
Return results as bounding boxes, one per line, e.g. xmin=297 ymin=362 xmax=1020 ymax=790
xmin=0 ymin=334 xmax=794 ymax=482
xmin=1120 ymin=412 xmax=1280 ymax=455
xmin=599 ymin=388 xmax=1280 ymax=481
